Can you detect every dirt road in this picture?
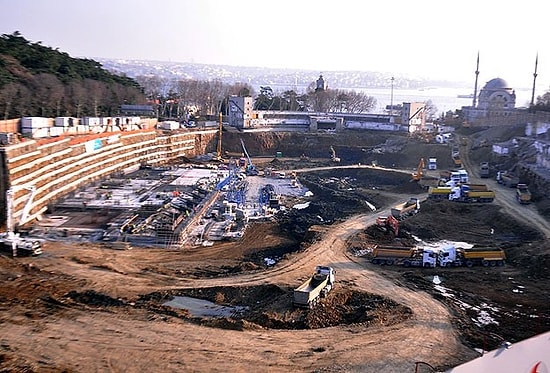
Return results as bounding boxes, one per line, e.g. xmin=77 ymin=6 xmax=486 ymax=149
xmin=459 ymin=139 xmax=550 ymax=238
xmin=0 ymin=205 xmax=479 ymax=372
xmin=1 ymin=147 xmax=548 ymax=372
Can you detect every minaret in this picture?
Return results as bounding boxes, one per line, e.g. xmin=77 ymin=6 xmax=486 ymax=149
xmin=530 ymin=53 xmax=539 ymax=107
xmin=473 ymin=51 xmax=480 ymax=108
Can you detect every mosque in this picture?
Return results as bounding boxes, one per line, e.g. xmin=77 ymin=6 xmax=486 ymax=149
xmin=461 ymin=53 xmax=538 ymax=125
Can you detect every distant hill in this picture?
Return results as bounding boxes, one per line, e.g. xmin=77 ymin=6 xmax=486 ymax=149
xmin=0 ymin=32 xmax=145 ymax=119
xmin=96 ymin=58 xmax=470 ymax=92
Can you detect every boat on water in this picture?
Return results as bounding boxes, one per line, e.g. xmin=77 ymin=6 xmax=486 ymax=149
xmin=457 ymin=93 xmax=474 ymax=99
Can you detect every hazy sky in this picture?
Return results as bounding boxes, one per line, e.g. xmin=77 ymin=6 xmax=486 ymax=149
xmin=0 ymin=0 xmax=547 ymax=90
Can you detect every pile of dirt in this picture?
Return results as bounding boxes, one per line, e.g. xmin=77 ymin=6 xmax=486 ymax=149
xmin=402 ymin=199 xmax=544 ymax=243
xmin=137 ymin=285 xmax=412 ymax=330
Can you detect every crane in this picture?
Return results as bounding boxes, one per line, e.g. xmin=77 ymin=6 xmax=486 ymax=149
xmin=6 ymin=184 xmax=36 ymax=234
xmin=1 ymin=184 xmax=42 ymax=256
xmin=240 ymin=139 xmax=259 ymax=175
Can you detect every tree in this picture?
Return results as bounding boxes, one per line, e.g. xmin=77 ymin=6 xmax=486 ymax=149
xmin=32 ymin=73 xmax=63 ymax=117
xmin=0 ymin=32 xmax=146 ymax=119
xmin=534 ymin=89 xmax=550 ymax=111
xmin=84 ymin=79 xmax=105 ymax=117
xmin=281 ymin=90 xmax=303 ymax=111
xmin=0 ymin=82 xmax=19 ymax=120
xmin=66 ymin=81 xmax=87 ymax=118
xmin=254 ymin=86 xmax=274 ymax=110
xmin=326 ymin=90 xmax=377 ymax=113
xmin=424 ymin=99 xmax=439 ymax=120
xmin=135 ymin=75 xmax=165 ymax=118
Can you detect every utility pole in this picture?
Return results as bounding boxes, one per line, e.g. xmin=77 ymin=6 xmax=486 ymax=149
xmin=390 ymin=76 xmax=395 ymax=122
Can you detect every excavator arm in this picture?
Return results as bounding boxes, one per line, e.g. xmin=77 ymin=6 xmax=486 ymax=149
xmin=412 ymin=158 xmax=425 ymax=181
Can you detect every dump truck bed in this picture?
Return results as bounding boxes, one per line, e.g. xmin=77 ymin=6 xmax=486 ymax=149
xmin=293 ymin=276 xmax=328 ymax=306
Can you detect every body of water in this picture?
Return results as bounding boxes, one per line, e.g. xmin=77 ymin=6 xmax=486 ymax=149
xmin=359 ymin=87 xmax=533 ymax=115
xmin=260 ymin=84 xmax=535 ymax=116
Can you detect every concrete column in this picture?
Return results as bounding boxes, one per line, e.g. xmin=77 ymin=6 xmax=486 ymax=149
xmin=335 ymin=117 xmax=344 ymax=131
xmin=309 ymin=117 xmax=318 ymax=131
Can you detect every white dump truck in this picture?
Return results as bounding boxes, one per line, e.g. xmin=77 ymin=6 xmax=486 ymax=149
xmin=293 ymin=266 xmax=335 ymax=308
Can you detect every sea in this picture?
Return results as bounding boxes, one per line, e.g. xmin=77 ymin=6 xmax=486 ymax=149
xmin=265 ymin=84 xmax=534 ymax=116
xmin=358 ymin=87 xmax=534 ymax=115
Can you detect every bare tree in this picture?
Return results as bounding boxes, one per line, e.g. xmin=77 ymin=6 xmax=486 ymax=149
xmin=0 ymin=82 xmax=19 ymax=120
xmin=66 ymin=81 xmax=87 ymax=117
xmin=12 ymin=84 xmax=31 ymax=117
xmin=424 ymin=99 xmax=439 ymax=120
xmin=135 ymin=75 xmax=166 ymax=118
xmin=83 ymin=79 xmax=105 ymax=116
xmin=32 ymin=73 xmax=63 ymax=117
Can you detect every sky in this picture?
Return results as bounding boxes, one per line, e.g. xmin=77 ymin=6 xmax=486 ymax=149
xmin=0 ymin=0 xmax=548 ymax=90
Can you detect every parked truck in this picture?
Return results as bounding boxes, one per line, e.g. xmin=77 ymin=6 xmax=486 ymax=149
xmin=496 ymin=171 xmax=519 ymax=188
xmin=370 ymin=245 xmax=436 ymax=267
xmin=293 ymin=266 xmax=335 ymax=308
xmin=390 ymin=197 xmax=420 ymax=220
xmin=440 ymin=169 xmax=469 ymax=187
xmin=516 ymin=183 xmax=532 ymax=204
xmin=449 ymin=184 xmax=495 ymax=203
xmin=438 ymin=245 xmax=506 ymax=267
xmin=452 ymin=154 xmax=462 ymax=167
xmin=479 ymin=162 xmax=490 ymax=178
xmin=428 ymin=186 xmax=453 ymax=200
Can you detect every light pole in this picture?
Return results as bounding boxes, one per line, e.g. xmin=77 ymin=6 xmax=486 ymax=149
xmin=390 ymin=76 xmax=395 ymax=122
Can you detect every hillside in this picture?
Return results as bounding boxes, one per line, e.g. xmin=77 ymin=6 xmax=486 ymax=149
xmin=0 ymin=32 xmax=145 ymax=119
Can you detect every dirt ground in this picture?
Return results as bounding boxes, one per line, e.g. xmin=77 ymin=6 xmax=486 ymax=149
xmin=1 ymin=130 xmax=550 ymax=372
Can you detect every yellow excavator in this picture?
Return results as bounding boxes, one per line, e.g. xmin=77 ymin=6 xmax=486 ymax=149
xmin=412 ymin=158 xmax=425 ymax=181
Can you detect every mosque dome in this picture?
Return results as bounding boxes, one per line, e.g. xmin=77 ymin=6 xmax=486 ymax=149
xmin=477 ymin=77 xmax=516 ymax=111
xmin=483 ymin=78 xmax=510 ymax=90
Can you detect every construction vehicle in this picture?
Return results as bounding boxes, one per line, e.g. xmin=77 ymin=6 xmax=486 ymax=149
xmin=449 ymin=184 xmax=495 ymax=203
xmin=240 ymin=139 xmax=259 ymax=176
xmin=390 ymin=197 xmax=420 ymax=220
xmin=451 ymin=145 xmax=462 ymax=167
xmin=516 ymin=183 xmax=532 ymax=204
xmin=0 ymin=185 xmax=43 ymax=257
xmin=444 ymin=169 xmax=469 ymax=187
xmin=428 ymin=186 xmax=453 ymax=200
xmin=370 ymin=245 xmax=436 ymax=267
xmin=479 ymin=162 xmax=490 ymax=178
xmin=438 ymin=245 xmax=505 ymax=267
xmin=411 ymin=158 xmax=425 ymax=181
xmin=496 ymin=171 xmax=519 ymax=188
xmin=375 ymin=215 xmax=399 ymax=237
xmin=330 ymin=146 xmax=340 ymax=162
xmin=293 ymin=266 xmax=335 ymax=308
xmin=428 ymin=158 xmax=437 ymax=170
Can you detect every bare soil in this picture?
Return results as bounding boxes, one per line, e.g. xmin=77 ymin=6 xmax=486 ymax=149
xmin=1 ymin=130 xmax=549 ymax=372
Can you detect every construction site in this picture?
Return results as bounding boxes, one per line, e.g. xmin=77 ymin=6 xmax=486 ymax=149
xmin=1 ymin=122 xmax=550 ymax=372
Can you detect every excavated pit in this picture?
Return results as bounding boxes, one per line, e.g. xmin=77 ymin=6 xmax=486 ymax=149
xmin=137 ymin=285 xmax=413 ymax=330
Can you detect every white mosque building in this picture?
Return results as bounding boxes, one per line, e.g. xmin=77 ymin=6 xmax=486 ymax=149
xmin=463 ymin=77 xmax=517 ymax=122
xmin=462 ymin=53 xmax=538 ymax=125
